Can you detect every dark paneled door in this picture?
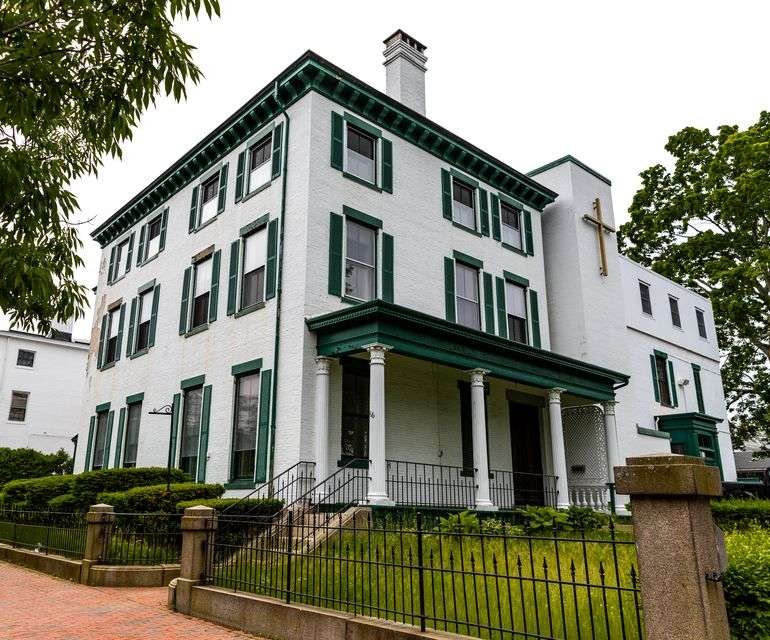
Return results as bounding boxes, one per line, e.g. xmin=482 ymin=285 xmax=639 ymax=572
xmin=509 ymin=401 xmax=545 ymax=505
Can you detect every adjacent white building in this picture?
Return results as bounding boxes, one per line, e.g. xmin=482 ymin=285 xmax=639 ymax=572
xmin=0 ymin=327 xmax=88 ymax=454
xmin=75 ymin=32 xmax=735 ymax=511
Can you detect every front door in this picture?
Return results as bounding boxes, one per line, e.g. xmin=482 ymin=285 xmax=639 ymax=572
xmin=340 ymin=357 xmax=369 ymax=464
xmin=509 ymin=401 xmax=544 ymax=505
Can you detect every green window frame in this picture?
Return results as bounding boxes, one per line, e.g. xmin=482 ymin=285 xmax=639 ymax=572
xmin=228 ymin=359 xmax=263 ymax=486
xmin=692 ymin=363 xmax=705 ymax=413
xmin=127 ymin=282 xmax=161 ymax=357
xmin=235 ymin=123 xmax=283 ymax=202
xmin=176 ymin=377 xmax=211 ymax=483
xmin=650 ymin=350 xmax=678 ymax=407
xmin=107 ymin=232 xmax=134 ymax=284
xmin=330 ymin=112 xmax=393 ymax=193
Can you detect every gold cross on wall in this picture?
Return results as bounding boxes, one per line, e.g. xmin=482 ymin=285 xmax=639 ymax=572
xmin=583 ymin=197 xmax=616 ymax=277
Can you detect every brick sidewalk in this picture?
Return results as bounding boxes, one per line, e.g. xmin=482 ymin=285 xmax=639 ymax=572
xmin=0 ymin=561 xmax=264 ymax=639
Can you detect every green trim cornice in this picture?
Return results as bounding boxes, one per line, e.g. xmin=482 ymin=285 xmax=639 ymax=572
xmin=306 ymin=300 xmax=628 ymax=401
xmin=92 ymin=52 xmax=557 ymax=247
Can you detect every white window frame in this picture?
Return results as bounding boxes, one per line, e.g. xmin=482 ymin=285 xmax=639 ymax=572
xmin=240 ymin=228 xmax=268 ymax=310
xmin=8 ymin=390 xmax=29 ymax=423
xmin=343 ymin=122 xmax=379 ymax=186
xmin=343 ymin=218 xmax=378 ymax=302
xmin=15 ymin=349 xmax=35 ymax=369
xmin=505 ymin=280 xmax=529 ymax=344
xmin=144 ymin=212 xmax=163 ymax=262
xmin=454 ymin=262 xmax=481 ymax=330
xmin=245 ymin=133 xmax=272 ymax=196
xmin=451 ymin=177 xmax=477 ymax=231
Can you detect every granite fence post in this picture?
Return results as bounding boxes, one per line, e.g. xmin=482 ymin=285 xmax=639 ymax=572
xmin=173 ymin=505 xmax=217 ymax=614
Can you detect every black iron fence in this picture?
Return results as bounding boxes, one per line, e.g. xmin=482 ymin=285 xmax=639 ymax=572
xmin=0 ymin=508 xmax=87 ymax=558
xmin=205 ymin=510 xmax=643 ymax=640
xmin=99 ymin=512 xmax=183 ymax=565
xmin=387 ymin=460 xmax=476 ymax=509
xmin=222 ymin=460 xmax=316 ymax=516
xmin=490 ymin=470 xmax=559 ymax=509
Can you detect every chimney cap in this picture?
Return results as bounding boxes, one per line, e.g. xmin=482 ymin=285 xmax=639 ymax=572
xmin=383 ymin=29 xmax=427 ymax=53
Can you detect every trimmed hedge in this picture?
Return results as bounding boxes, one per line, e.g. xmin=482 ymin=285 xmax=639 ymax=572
xmin=47 ymin=493 xmax=81 ymax=511
xmin=2 ymin=475 xmax=73 ymax=510
xmin=724 ymin=526 xmax=770 ymax=638
xmin=711 ymin=498 xmax=770 ymax=529
xmin=176 ymin=497 xmax=283 ymax=517
xmin=98 ymin=482 xmax=224 ymax=513
xmin=72 ymin=467 xmax=188 ymax=508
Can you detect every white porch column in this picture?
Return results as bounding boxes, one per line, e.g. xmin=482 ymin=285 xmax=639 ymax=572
xmin=603 ymin=400 xmax=620 ymax=482
xmin=468 ymin=368 xmax=496 ymax=511
xmin=313 ymin=357 xmax=332 ymax=487
xmin=548 ymin=388 xmax=571 ymax=509
xmin=365 ymin=343 xmax=394 ymax=506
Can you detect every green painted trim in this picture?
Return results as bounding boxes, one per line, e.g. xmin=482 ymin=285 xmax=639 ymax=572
xmin=343 ymin=205 xmax=383 ymax=229
xmin=245 ymin=121 xmax=275 ymax=150
xmin=129 ymin=347 xmax=148 ymax=360
xmin=240 ymin=213 xmax=270 ymax=237
xmin=180 ymin=374 xmax=205 ymax=390
xmin=653 ymin=348 xmax=669 ymax=359
xmin=92 ymin=53 xmax=556 ymax=247
xmin=126 ymin=392 xmax=144 ymax=405
xmin=95 ymin=402 xmax=111 ymax=413
xmin=341 ymin=295 xmax=365 ymax=306
xmin=84 ymin=416 xmax=95 ymax=472
xmin=452 ymin=222 xmax=483 ymax=237
xmin=503 ymin=271 xmax=530 ymax=287
xmin=184 ymin=324 xmax=209 ymax=338
xmin=452 ymin=250 xmax=483 ymax=269
xmin=450 ymin=168 xmax=480 ymax=189
xmin=498 ymin=192 xmax=525 ymax=210
xmin=234 ymin=302 xmax=265 ymax=318
xmin=224 ymin=480 xmax=255 ymax=490
xmin=501 ymin=242 xmax=527 ymax=256
xmin=637 ymin=426 xmax=671 ymax=440
xmin=343 ymin=111 xmax=382 ymax=138
xmin=137 ymin=278 xmax=156 ymax=294
xmin=241 ymin=179 xmax=273 ymax=202
xmin=528 ymin=154 xmax=612 ymax=186
xmin=100 ymin=361 xmax=115 ymax=371
xmin=114 ymin=407 xmax=126 ymax=468
xmin=343 ymin=171 xmax=382 ymax=192
xmin=232 ymin=358 xmax=263 ymax=377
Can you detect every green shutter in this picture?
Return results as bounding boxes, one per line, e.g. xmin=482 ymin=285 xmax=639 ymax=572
xmin=491 ymin=195 xmax=501 ymax=241
xmin=382 ymin=138 xmax=393 ymax=193
xmin=668 ymin=360 xmax=678 ymax=407
xmin=530 ymin=289 xmax=541 ymax=348
xmin=107 ymin=246 xmax=116 ymax=283
xmin=328 ymin=213 xmax=343 ymax=296
xmin=217 ymin=163 xmax=228 ymax=214
xmin=209 ymin=249 xmax=221 ymax=323
xmin=84 ymin=416 xmax=95 ymax=471
xmin=496 ymin=276 xmax=508 ymax=339
xmin=444 ymin=257 xmax=456 ymax=322
xmin=148 ymin=284 xmax=160 ymax=347
xmin=126 ymin=297 xmax=137 ymax=357
xmin=331 ymin=112 xmax=344 ymax=170
xmin=103 ymin=410 xmax=115 ymax=470
xmin=115 ymin=304 xmax=126 ymax=361
xmin=227 ymin=239 xmax=240 ymax=315
xmin=197 ymin=385 xmax=212 ymax=483
xmin=265 ymin=219 xmax=278 ymax=300
xmin=114 ymin=407 xmax=126 ymax=468
xmin=97 ymin=315 xmax=107 ymax=369
xmin=692 ymin=364 xmax=705 ymax=413
xmin=483 ymin=272 xmax=495 ymax=334
xmin=479 ymin=188 xmax=490 ymax=236
xmin=169 ymin=393 xmax=181 ymax=474
xmin=159 ymin=208 xmax=168 ymax=251
xmin=235 ymin=151 xmax=246 ymax=202
xmin=125 ymin=233 xmax=134 ymax=273
xmin=650 ymin=354 xmax=660 ymax=402
xmin=382 ymin=233 xmax=394 ymax=303
xmin=188 ymin=185 xmax=199 ymax=232
xmin=523 ymin=210 xmax=534 ymax=255
xmin=255 ymin=370 xmax=272 ymax=483
xmin=271 ymin=123 xmax=283 ymax=179
xmin=441 ymin=169 xmax=452 ymax=220
xmin=179 ymin=267 xmax=191 ymax=334
xmin=136 ymin=225 xmax=146 ymax=266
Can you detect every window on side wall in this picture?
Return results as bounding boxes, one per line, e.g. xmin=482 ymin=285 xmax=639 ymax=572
xmin=232 ymin=372 xmax=260 ymax=480
xmin=506 ymin=281 xmax=528 ymax=344
xmin=179 ymin=386 xmax=203 ymax=478
xmin=123 ymin=402 xmax=142 ymax=468
xmin=191 ymin=257 xmax=213 ymax=329
xmin=344 ymin=220 xmax=376 ymax=301
xmin=695 ymin=308 xmax=707 ymax=339
xmin=452 ymin=179 xmax=476 ymax=230
xmin=8 ymin=391 xmax=29 ymax=422
xmin=669 ymin=295 xmax=681 ymax=328
xmin=346 ymin=125 xmax=376 ymax=184
xmin=199 ymin=174 xmax=219 ymax=226
xmin=91 ymin=411 xmax=109 ymax=470
xmin=247 ymin=135 xmax=272 ymax=194
xmin=114 ymin=238 xmax=129 ymax=280
xmin=500 ymin=202 xmax=523 ymax=250
xmin=135 ymin=289 xmax=153 ymax=352
xmin=16 ymin=349 xmax=35 ymax=368
xmin=105 ymin=307 xmax=120 ymax=365
xmin=241 ymin=229 xmax=266 ymax=309
xmin=639 ymin=281 xmax=652 ymax=315
xmin=654 ymin=354 xmax=672 ymax=406
xmin=455 ymin=262 xmax=480 ymax=330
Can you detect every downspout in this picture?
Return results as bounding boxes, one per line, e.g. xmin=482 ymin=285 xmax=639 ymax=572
xmin=268 ymin=82 xmax=290 ymax=482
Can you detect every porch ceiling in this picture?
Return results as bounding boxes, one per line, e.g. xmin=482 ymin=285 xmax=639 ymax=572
xmin=306 ymin=300 xmax=628 ymax=401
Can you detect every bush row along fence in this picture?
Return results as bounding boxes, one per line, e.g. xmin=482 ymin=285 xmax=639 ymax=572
xmin=204 ymin=510 xmax=644 ymax=640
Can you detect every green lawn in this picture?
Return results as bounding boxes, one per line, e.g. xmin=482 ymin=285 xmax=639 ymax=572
xmin=209 ymin=526 xmax=644 ymax=640
xmin=0 ymin=519 xmax=85 ymax=558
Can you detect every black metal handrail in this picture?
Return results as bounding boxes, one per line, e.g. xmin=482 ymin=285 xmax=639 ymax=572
xmin=490 ymin=469 xmax=559 ymax=509
xmin=386 ymin=459 xmax=476 ymax=509
xmin=221 ymin=460 xmax=316 ymax=515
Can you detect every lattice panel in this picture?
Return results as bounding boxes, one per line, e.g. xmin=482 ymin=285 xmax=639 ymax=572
xmin=562 ymin=405 xmax=608 ymax=485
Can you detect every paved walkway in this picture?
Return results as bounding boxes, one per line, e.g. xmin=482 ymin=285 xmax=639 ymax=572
xmin=0 ymin=562 xmax=264 ymax=639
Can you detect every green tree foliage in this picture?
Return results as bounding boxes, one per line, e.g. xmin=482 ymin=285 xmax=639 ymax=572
xmin=0 ymin=0 xmax=220 ymax=332
xmin=0 ymin=446 xmax=71 ymax=485
xmin=618 ymin=112 xmax=770 ymax=448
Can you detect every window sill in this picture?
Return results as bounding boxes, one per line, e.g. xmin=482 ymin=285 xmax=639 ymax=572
xmin=501 ymin=242 xmax=527 ymax=256
xmin=343 ymin=172 xmax=382 ymax=192
xmin=15 ymin=365 xmax=34 ymax=370
xmin=340 ymin=295 xmax=367 ymax=306
xmin=224 ymin=479 xmax=256 ymax=490
xmin=140 ymin=251 xmax=162 ymax=267
xmin=130 ymin=348 xmax=149 ymax=360
xmin=192 ymin=215 xmax=219 ymax=234
xmin=451 ymin=221 xmax=482 ymax=237
xmin=6 ymin=420 xmax=26 ymax=426
xmin=100 ymin=361 xmax=116 ymax=371
xmin=337 ymin=457 xmax=369 ymax=469
xmin=108 ymin=274 xmax=126 ymax=287
xmin=240 ymin=181 xmax=272 ymax=203
xmin=185 ymin=324 xmax=209 ymax=338
xmin=234 ymin=302 xmax=265 ymax=318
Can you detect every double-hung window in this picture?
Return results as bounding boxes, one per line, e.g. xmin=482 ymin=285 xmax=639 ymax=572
xmin=135 ymin=289 xmax=153 ymax=352
xmin=241 ymin=229 xmax=266 ymax=309
xmin=455 ymin=262 xmax=481 ymax=330
xmin=452 ymin=179 xmax=476 ymax=230
xmin=123 ymin=402 xmax=141 ymax=468
xmin=652 ymin=352 xmax=674 ymax=407
xmin=179 ymin=386 xmax=203 ymax=478
xmin=191 ymin=257 xmax=213 ymax=329
xmin=639 ymin=281 xmax=652 ymax=315
xmin=506 ymin=281 xmax=528 ymax=344
xmin=345 ymin=220 xmax=376 ymax=301
xmin=669 ymin=295 xmax=681 ymax=328
xmin=105 ymin=307 xmax=120 ymax=365
xmin=16 ymin=349 xmax=34 ymax=367
xmin=331 ymin=113 xmax=392 ymax=192
xmin=199 ymin=174 xmax=219 ymax=226
xmin=145 ymin=214 xmax=162 ymax=260
xmin=695 ymin=308 xmax=707 ymax=339
xmin=91 ymin=411 xmax=109 ymax=470
xmin=8 ymin=391 xmax=28 ymax=422
xmin=247 ymin=135 xmax=272 ymax=194
xmin=232 ymin=372 xmax=260 ymax=480
xmin=501 ymin=202 xmax=523 ymax=250
xmin=113 ymin=238 xmax=129 ymax=280
xmin=346 ymin=125 xmax=376 ymax=184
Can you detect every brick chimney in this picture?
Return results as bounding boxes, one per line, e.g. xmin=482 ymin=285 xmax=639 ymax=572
xmin=383 ymin=30 xmax=428 ymax=116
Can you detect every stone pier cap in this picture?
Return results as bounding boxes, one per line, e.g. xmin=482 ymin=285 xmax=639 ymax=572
xmin=614 ymin=453 xmax=722 ymax=497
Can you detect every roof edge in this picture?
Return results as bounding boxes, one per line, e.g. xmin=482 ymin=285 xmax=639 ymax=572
xmin=528 ymin=154 xmax=612 ymax=187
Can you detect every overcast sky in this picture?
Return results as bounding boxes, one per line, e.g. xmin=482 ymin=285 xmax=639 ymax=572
xmin=8 ymin=0 xmax=769 ymax=339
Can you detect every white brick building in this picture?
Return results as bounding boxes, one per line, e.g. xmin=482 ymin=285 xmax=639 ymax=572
xmin=75 ymin=32 xmax=735 ymax=511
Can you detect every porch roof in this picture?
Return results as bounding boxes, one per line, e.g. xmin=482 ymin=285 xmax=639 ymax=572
xmin=306 ymin=300 xmax=628 ymax=401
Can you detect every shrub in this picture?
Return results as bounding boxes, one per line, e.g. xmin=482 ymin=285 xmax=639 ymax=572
xmin=566 ymin=506 xmax=608 ymax=531
xmin=515 ymin=505 xmax=570 ymax=532
xmin=98 ymin=482 xmax=223 ymax=513
xmin=175 ymin=497 xmax=283 ymax=517
xmin=438 ymin=510 xmax=480 ymax=536
xmin=47 ymin=493 xmax=80 ymax=512
xmin=72 ymin=467 xmax=188 ymax=508
xmin=724 ymin=526 xmax=770 ymax=638
xmin=0 ymin=447 xmax=72 ymax=486
xmin=711 ymin=498 xmax=770 ymax=530
xmin=1 ymin=475 xmax=73 ymax=510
